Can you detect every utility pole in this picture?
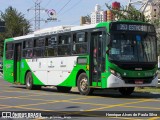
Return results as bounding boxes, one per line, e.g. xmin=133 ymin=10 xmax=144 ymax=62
xmin=28 ymin=0 xmax=58 ymax=31
xmin=28 ymin=0 xmax=46 ymax=30
xmin=34 ymin=1 xmax=40 ymax=30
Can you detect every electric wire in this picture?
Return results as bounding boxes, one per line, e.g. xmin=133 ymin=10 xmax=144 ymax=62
xmin=57 ymin=0 xmax=72 ymax=14
xmin=58 ymin=0 xmax=81 ymax=16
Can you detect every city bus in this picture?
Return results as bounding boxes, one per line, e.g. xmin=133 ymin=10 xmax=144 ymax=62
xmin=3 ymin=20 xmax=158 ymax=96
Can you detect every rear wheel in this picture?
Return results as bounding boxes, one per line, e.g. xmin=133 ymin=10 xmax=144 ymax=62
xmin=57 ymin=86 xmax=72 ymax=93
xmin=119 ymin=87 xmax=134 ymax=96
xmin=77 ymin=73 xmax=93 ymax=95
xmin=26 ymin=72 xmax=41 ymax=90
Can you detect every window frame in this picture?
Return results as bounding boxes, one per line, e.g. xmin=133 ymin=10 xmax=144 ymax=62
xmin=5 ymin=42 xmax=14 ymax=60
xmin=45 ymin=35 xmax=58 ymax=57
xmin=22 ymin=38 xmax=33 ymax=59
xmin=72 ymin=31 xmax=89 ymax=55
xmin=57 ymin=33 xmax=71 ymax=56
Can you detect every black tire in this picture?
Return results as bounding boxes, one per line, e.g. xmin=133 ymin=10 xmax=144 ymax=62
xmin=26 ymin=72 xmax=41 ymax=90
xmin=57 ymin=86 xmax=72 ymax=93
xmin=77 ymin=73 xmax=93 ymax=95
xmin=119 ymin=87 xmax=135 ymax=96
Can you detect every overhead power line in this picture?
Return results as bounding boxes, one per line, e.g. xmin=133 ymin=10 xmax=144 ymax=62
xmin=58 ymin=0 xmax=81 ymax=17
xmin=57 ymin=0 xmax=72 ymax=14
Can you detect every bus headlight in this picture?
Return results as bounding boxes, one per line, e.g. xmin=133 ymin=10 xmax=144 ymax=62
xmin=110 ymin=69 xmax=116 ymax=74
xmin=109 ymin=68 xmax=122 ymax=79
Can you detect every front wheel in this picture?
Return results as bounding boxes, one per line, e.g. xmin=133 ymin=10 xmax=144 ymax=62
xmin=119 ymin=87 xmax=134 ymax=96
xmin=77 ymin=73 xmax=93 ymax=95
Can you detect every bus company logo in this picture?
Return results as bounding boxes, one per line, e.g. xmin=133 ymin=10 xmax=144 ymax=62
xmin=2 ymin=112 xmax=12 ymax=118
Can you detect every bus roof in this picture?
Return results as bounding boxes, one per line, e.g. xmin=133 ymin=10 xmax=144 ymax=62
xmin=4 ymin=20 xmax=152 ymax=42
xmin=5 ymin=23 xmax=99 ymax=42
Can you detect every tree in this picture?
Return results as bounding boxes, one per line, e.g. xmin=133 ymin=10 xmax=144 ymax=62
xmin=105 ymin=4 xmax=149 ymax=22
xmin=152 ymin=18 xmax=160 ymax=55
xmin=0 ymin=6 xmax=31 ymax=56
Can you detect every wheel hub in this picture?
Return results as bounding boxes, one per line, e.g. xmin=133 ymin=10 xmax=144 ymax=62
xmin=80 ymin=78 xmax=88 ymax=92
xmin=27 ymin=76 xmax=31 ymax=87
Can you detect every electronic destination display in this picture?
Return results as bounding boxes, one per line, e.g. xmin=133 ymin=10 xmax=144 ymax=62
xmin=110 ymin=22 xmax=155 ymax=33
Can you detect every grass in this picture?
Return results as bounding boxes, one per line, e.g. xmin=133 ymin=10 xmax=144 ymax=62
xmin=135 ymin=87 xmax=160 ymax=93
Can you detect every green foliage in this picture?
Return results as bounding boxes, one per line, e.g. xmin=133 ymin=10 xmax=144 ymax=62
xmin=105 ymin=4 xmax=149 ymax=22
xmin=0 ymin=6 xmax=31 ymax=56
xmin=152 ymin=19 xmax=160 ymax=29
xmin=135 ymin=87 xmax=160 ymax=93
xmin=153 ymin=19 xmax=160 ymax=55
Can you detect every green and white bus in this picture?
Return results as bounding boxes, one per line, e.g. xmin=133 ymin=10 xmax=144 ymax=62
xmin=3 ymin=20 xmax=158 ymax=96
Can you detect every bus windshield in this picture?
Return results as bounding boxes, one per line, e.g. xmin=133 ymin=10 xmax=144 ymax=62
xmin=108 ymin=33 xmax=157 ymax=63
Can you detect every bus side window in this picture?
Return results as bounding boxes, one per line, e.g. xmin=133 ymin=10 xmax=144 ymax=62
xmin=22 ymin=39 xmax=33 ymax=58
xmin=45 ymin=35 xmax=58 ymax=57
xmin=72 ymin=32 xmax=88 ymax=55
xmin=72 ymin=34 xmax=76 ymax=54
xmin=33 ymin=37 xmax=46 ymax=58
xmin=26 ymin=49 xmax=33 ymax=58
xmin=58 ymin=33 xmax=71 ymax=56
xmin=6 ymin=43 xmax=14 ymax=60
xmin=45 ymin=37 xmax=49 ymax=46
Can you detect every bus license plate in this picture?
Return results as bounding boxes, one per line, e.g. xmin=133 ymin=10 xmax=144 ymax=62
xmin=135 ymin=80 xmax=143 ymax=84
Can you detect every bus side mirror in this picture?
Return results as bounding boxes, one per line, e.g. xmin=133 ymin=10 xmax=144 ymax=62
xmin=106 ymin=47 xmax=110 ymax=54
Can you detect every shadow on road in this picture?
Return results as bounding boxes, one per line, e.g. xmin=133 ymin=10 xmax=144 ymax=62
xmin=9 ymin=85 xmax=160 ymax=99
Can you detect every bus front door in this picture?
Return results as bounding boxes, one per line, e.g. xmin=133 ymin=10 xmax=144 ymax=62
xmin=14 ymin=43 xmax=22 ymax=83
xmin=90 ymin=31 xmax=104 ymax=86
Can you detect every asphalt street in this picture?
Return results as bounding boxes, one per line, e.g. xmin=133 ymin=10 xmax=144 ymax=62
xmin=0 ymin=76 xmax=160 ymax=120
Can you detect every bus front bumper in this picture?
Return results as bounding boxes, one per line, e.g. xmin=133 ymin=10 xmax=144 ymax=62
xmin=107 ymin=74 xmax=158 ymax=88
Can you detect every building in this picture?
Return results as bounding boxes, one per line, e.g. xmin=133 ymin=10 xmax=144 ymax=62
xmin=143 ymin=0 xmax=160 ymax=45
xmin=91 ymin=4 xmax=106 ymax=24
xmin=86 ymin=2 xmax=121 ymax=24
xmin=107 ymin=1 xmax=120 ymax=21
xmin=80 ymin=16 xmax=91 ymax=25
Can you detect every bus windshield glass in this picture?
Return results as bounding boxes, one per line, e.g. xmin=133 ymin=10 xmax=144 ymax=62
xmin=108 ymin=33 xmax=157 ymax=62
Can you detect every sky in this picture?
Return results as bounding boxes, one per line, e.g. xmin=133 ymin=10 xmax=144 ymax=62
xmin=0 ymin=0 xmax=128 ymax=30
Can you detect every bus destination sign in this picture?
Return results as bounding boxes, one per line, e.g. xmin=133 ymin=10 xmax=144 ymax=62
xmin=111 ymin=23 xmax=155 ymax=32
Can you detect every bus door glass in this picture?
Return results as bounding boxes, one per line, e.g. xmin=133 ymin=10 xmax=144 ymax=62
xmin=90 ymin=30 xmax=106 ymax=85
xmin=14 ymin=43 xmax=22 ymax=83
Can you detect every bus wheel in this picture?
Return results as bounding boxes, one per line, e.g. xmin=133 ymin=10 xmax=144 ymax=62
xmin=26 ymin=72 xmax=33 ymax=90
xmin=119 ymin=87 xmax=134 ymax=96
xmin=77 ymin=73 xmax=93 ymax=95
xmin=57 ymin=86 xmax=72 ymax=93
xmin=26 ymin=72 xmax=41 ymax=90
